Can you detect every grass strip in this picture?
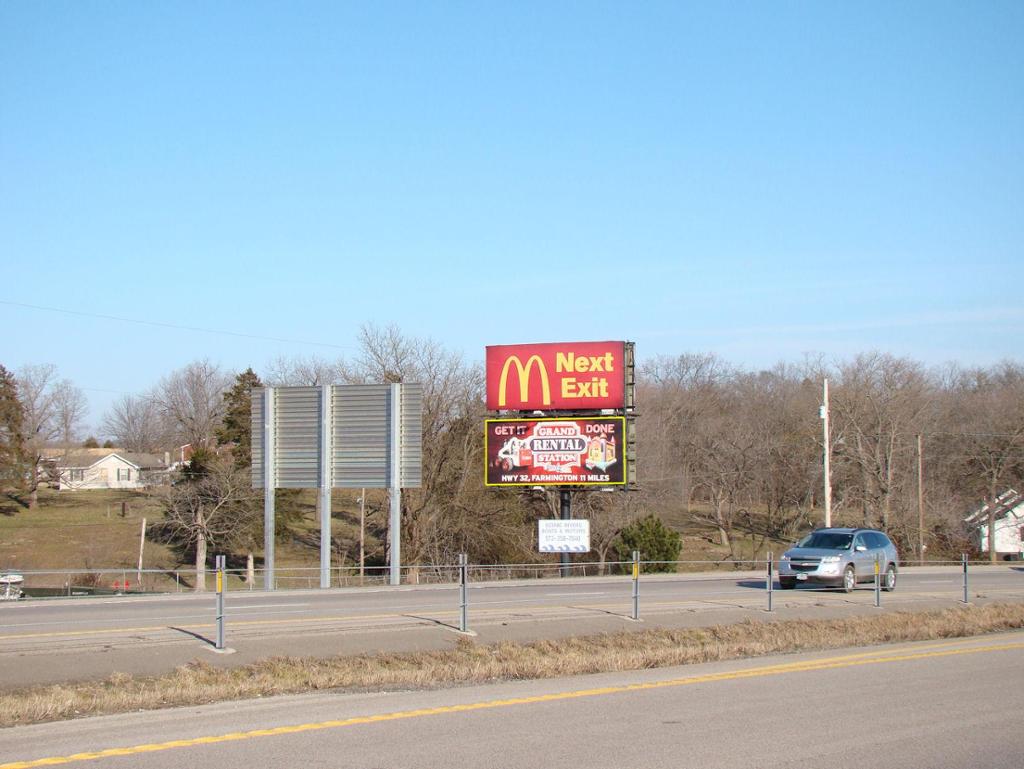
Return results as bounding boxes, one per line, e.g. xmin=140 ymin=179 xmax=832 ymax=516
xmin=3 ymin=602 xmax=1024 ymax=728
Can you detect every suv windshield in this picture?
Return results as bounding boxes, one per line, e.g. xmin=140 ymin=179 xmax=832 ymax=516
xmin=796 ymin=532 xmax=853 ymax=550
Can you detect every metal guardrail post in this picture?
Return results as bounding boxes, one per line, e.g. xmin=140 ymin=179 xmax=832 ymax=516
xmin=631 ymin=550 xmax=640 ymax=621
xmin=766 ymin=552 xmax=773 ymax=612
xmin=874 ymin=554 xmax=881 ymax=608
xmin=459 ymin=553 xmax=468 ymax=633
xmin=215 ymin=555 xmax=225 ymax=651
xmin=962 ymin=553 xmax=969 ymax=604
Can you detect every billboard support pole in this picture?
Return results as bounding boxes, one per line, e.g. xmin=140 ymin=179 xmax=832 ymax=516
xmin=389 ymin=383 xmax=402 ymax=586
xmin=263 ymin=388 xmax=276 ymax=592
xmin=559 ymin=489 xmax=571 ymax=578
xmin=319 ymin=386 xmax=333 ymax=589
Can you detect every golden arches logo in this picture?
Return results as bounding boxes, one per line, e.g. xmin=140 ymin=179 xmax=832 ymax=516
xmin=498 ymin=355 xmax=551 ymax=407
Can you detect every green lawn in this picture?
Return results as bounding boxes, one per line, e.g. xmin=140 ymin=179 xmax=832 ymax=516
xmin=0 ymin=487 xmax=384 ymax=591
xmin=0 ymin=489 xmax=169 ymax=574
xmin=1 ymin=487 xmax=810 ymax=589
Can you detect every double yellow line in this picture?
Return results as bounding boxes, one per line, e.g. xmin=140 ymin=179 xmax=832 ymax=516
xmin=3 ymin=635 xmax=1023 ymax=769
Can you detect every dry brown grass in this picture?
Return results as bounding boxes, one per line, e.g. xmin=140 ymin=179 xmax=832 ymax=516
xmin=3 ymin=603 xmax=1024 ymax=727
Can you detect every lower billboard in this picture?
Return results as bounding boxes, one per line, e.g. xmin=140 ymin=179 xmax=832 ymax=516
xmin=538 ymin=519 xmax=591 ymax=552
xmin=485 ymin=417 xmax=626 ymax=487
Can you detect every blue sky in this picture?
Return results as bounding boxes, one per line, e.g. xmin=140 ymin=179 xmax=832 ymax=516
xmin=2 ymin=1 xmax=1022 ymax=432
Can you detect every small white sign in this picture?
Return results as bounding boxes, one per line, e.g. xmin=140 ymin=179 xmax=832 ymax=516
xmin=538 ymin=519 xmax=591 ymax=553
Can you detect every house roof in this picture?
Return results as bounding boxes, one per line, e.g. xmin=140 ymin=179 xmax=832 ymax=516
xmin=46 ymin=449 xmax=168 ymax=470
xmin=56 ymin=451 xmax=139 ymax=470
xmin=42 ymin=448 xmax=115 ymax=461
xmin=122 ymin=453 xmax=169 ymax=469
xmin=964 ymin=489 xmax=1024 ymax=526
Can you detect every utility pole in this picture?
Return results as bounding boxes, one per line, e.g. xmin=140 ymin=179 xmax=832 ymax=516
xmin=137 ymin=517 xmax=146 ymax=589
xmin=359 ymin=488 xmax=366 ymax=584
xmin=389 ymin=383 xmax=402 ymax=586
xmin=917 ymin=434 xmax=925 ymax=564
xmin=821 ymin=378 xmax=832 ymax=528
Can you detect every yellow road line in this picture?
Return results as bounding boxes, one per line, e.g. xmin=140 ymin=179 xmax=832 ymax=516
xmin=2 ymin=637 xmax=1022 ymax=769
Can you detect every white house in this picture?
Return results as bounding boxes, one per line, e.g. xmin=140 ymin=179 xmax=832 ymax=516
xmin=965 ymin=489 xmax=1024 ymax=559
xmin=42 ymin=449 xmax=170 ymax=491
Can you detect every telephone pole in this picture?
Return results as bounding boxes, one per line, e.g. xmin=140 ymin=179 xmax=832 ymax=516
xmin=821 ymin=378 xmax=832 ymax=528
xmin=917 ymin=434 xmax=925 ymax=563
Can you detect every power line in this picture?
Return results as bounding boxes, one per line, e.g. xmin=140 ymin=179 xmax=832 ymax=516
xmin=0 ymin=300 xmax=355 ymax=351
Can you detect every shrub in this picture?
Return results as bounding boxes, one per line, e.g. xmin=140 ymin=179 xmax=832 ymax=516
xmin=614 ymin=515 xmax=681 ymax=573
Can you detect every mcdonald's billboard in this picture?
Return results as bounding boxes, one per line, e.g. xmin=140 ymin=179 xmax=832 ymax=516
xmin=485 ymin=341 xmax=627 ymax=411
xmin=485 ymin=417 xmax=626 ymax=486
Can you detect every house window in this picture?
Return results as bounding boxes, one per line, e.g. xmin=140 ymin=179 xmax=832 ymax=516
xmin=116 ymin=468 xmax=132 ymax=482
xmin=69 ymin=470 xmax=84 ymax=482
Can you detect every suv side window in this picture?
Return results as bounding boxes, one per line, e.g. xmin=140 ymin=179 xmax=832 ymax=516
xmin=870 ymin=532 xmax=891 ymax=549
xmin=854 ymin=534 xmax=868 ymax=550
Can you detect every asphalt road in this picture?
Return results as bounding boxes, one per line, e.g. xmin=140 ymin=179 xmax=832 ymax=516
xmin=1 ymin=565 xmax=1022 ymax=687
xmin=2 ymin=630 xmax=1023 ymax=769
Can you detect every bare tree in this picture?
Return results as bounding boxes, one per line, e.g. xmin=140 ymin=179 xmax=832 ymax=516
xmin=263 ymin=355 xmax=344 ymax=386
xmin=639 ymin=352 xmax=733 ymax=513
xmin=16 ymin=364 xmax=59 ymax=508
xmin=158 ymin=458 xmax=260 ymax=591
xmin=337 ymin=324 xmax=486 ymax=579
xmin=831 ymin=353 xmax=933 ymax=538
xmin=153 ymin=360 xmax=233 ymax=448
xmin=576 ymin=491 xmax=641 ymax=574
xmin=102 ymin=393 xmax=170 ymax=452
xmin=940 ymin=362 xmax=1024 ymax=561
xmin=51 ymin=379 xmax=88 ymax=449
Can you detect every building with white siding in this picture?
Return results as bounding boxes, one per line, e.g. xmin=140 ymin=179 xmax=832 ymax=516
xmin=965 ymin=489 xmax=1024 ymax=559
xmin=42 ymin=449 xmax=170 ymax=490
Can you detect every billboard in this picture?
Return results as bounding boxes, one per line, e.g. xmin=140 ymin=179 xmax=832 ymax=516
xmin=485 ymin=417 xmax=626 ymax=486
xmin=486 ymin=341 xmax=626 ymax=411
xmin=538 ymin=519 xmax=591 ymax=553
xmin=251 ymin=384 xmax=423 ymax=489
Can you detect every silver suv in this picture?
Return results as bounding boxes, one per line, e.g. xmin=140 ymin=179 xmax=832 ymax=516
xmin=778 ymin=528 xmax=898 ymax=592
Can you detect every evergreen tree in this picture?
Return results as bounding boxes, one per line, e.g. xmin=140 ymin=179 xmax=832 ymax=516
xmin=0 ymin=365 xmax=26 ymax=489
xmin=614 ymin=515 xmax=682 ymax=573
xmin=216 ymin=368 xmax=262 ymax=470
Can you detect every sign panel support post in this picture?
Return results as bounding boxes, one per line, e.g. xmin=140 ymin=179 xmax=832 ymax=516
xmin=389 ymin=383 xmax=402 ymax=586
xmin=215 ymin=554 xmax=226 ymax=651
xmin=962 ymin=553 xmax=969 ymax=603
xmin=459 ymin=553 xmax=468 ymax=633
xmin=319 ymin=386 xmax=333 ymax=589
xmin=631 ymin=549 xmax=640 ymax=620
xmin=559 ymin=489 xmax=571 ymax=577
xmin=263 ymin=388 xmax=276 ymax=592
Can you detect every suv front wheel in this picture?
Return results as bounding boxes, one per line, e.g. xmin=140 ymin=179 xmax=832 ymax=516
xmin=842 ymin=565 xmax=856 ymax=593
xmin=883 ymin=564 xmax=897 ymax=592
